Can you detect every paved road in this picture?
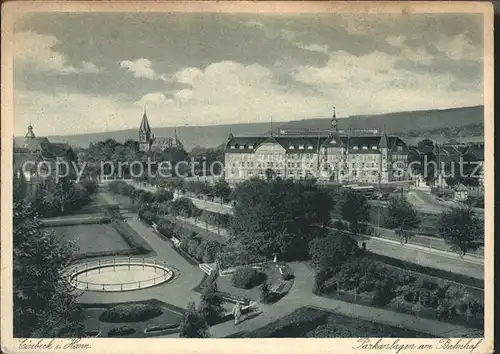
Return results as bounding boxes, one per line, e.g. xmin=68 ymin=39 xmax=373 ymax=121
xmin=407 ymin=190 xmax=484 ymax=217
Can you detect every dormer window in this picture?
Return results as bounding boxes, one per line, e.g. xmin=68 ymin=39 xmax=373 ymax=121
xmin=249 ymin=144 xmax=254 ymax=149
xmin=330 ymin=139 xmax=336 ymax=144
xmin=353 ymin=146 xmax=359 ymax=150
xmin=397 ymin=146 xmax=403 ymax=152
xmin=289 ymin=145 xmax=294 ymax=150
xmin=299 ymin=145 xmax=304 ymax=150
xmin=362 ymin=146 xmax=368 ymax=150
xmin=307 ymin=145 xmax=314 ymax=150
xmin=372 ymin=146 xmax=377 ymax=150
xmin=239 ymin=145 xmax=244 ymax=150
xmin=230 ymin=145 xmax=235 ymax=149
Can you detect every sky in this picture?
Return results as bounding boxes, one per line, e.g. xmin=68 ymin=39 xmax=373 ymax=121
xmin=13 ymin=12 xmax=484 ymax=136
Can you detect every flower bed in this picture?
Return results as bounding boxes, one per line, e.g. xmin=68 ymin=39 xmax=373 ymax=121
xmin=230 ymin=306 xmax=433 ymax=338
xmin=316 ymin=257 xmax=484 ymax=329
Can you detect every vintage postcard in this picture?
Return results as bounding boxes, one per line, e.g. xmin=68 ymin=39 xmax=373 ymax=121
xmin=1 ymin=1 xmax=494 ymax=354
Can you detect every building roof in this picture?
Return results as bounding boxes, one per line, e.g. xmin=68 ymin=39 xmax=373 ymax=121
xmin=225 ymin=134 xmax=407 ymax=154
xmin=454 ymin=183 xmax=469 ymax=192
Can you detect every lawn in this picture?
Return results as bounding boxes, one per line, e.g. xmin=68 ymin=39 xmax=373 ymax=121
xmin=231 ymin=306 xmax=433 ymax=338
xmin=51 ymin=223 xmax=132 ymax=255
xmin=82 ymin=300 xmax=184 ymax=338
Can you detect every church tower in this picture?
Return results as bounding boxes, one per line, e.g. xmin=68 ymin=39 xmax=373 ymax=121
xmin=139 ymin=109 xmax=154 ymax=151
xmin=24 ymin=124 xmax=36 ymax=147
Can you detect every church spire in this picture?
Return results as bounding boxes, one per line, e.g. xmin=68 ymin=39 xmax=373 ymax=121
xmin=139 ymin=108 xmax=152 ymax=134
xmin=25 ymin=123 xmax=36 ymax=139
xmin=331 ymin=106 xmax=338 ymax=132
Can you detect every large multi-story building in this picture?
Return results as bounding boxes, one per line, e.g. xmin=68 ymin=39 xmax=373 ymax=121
xmin=224 ymin=131 xmax=409 ymax=185
xmin=138 ymin=110 xmax=183 ymax=152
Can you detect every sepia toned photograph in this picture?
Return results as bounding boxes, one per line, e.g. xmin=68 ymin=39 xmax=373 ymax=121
xmin=1 ymin=1 xmax=493 ymax=353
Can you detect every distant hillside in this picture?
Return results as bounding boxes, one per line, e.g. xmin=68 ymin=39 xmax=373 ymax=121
xmin=16 ymin=122 xmax=283 ymax=152
xmin=278 ymin=106 xmax=484 ymax=133
xmin=15 ymin=105 xmax=483 ymax=151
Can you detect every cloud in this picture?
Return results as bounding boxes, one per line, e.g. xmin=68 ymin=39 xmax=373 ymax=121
xmin=294 ymin=43 xmax=329 ymax=54
xmin=386 ymin=35 xmax=434 ymax=66
xmin=245 ymin=21 xmax=329 ymax=55
xmin=434 ymin=32 xmax=481 ymax=62
xmin=135 ymin=92 xmax=173 ymax=107
xmin=292 ymin=50 xmax=482 ymax=115
xmin=14 ymin=31 xmax=101 ymax=74
xmin=119 ymin=58 xmax=168 ymax=80
xmin=15 ymin=53 xmax=483 ymax=137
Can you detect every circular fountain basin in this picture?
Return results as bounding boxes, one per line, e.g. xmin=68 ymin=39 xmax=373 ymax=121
xmin=67 ymin=259 xmax=174 ymax=292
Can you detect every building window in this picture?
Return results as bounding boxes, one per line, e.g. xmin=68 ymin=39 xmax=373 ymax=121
xmin=353 ymin=146 xmax=359 ymax=150
xmin=249 ymin=145 xmax=254 ymax=149
xmin=308 ymin=145 xmax=313 ymax=150
xmin=397 ymin=146 xmax=403 ymax=152
xmin=299 ymin=145 xmax=304 ymax=150
xmin=372 ymin=146 xmax=377 ymax=150
xmin=230 ymin=145 xmax=235 ymax=149
xmin=239 ymin=145 xmax=244 ymax=150
xmin=289 ymin=145 xmax=294 ymax=150
xmin=362 ymin=146 xmax=368 ymax=150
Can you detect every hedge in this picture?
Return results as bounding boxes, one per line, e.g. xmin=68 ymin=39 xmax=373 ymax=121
xmin=107 ymin=326 xmax=136 ymax=336
xmin=111 ymin=219 xmax=154 ymax=254
xmin=99 ymin=303 xmax=163 ymax=323
xmin=231 ymin=267 xmax=265 ymax=289
xmin=40 ymin=216 xmax=111 ymax=227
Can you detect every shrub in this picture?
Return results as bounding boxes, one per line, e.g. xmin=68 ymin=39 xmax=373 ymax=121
xmin=107 ymin=326 xmax=136 ymax=336
xmin=231 ymin=267 xmax=265 ymax=289
xmin=99 ymin=303 xmax=163 ymax=323
xmin=157 ymin=219 xmax=176 ymax=237
xmin=415 ymin=277 xmax=438 ymax=291
xmin=198 ymin=282 xmax=225 ymax=325
xmin=332 ymin=220 xmax=347 ymax=230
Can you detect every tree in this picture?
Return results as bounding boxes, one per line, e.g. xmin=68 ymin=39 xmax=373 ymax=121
xmin=308 ymin=232 xmax=360 ymax=272
xmin=260 ymin=281 xmax=271 ymax=303
xmin=179 ymin=302 xmax=209 ymax=338
xmin=341 ymin=191 xmax=371 ymax=233
xmin=152 ymin=189 xmax=174 ymax=203
xmin=438 ymin=206 xmax=483 ymax=257
xmin=385 ymin=196 xmax=421 ymax=244
xmin=264 ymin=168 xmax=276 ymax=180
xmin=197 ymin=282 xmax=224 ymax=325
xmin=13 ymin=201 xmax=84 ymax=337
xmin=230 ymin=178 xmax=334 ymax=261
xmin=213 ymin=179 xmax=231 ymax=203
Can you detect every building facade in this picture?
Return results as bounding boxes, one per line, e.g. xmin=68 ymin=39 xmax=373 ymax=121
xmin=14 ymin=125 xmax=72 ymax=196
xmin=138 ymin=110 xmax=182 ymax=152
xmin=224 ymin=132 xmax=409 ymax=185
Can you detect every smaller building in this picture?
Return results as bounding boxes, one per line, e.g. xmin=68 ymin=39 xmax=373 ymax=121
xmin=453 ymin=183 xmax=469 ymax=201
xmin=138 ymin=109 xmax=183 ymax=152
